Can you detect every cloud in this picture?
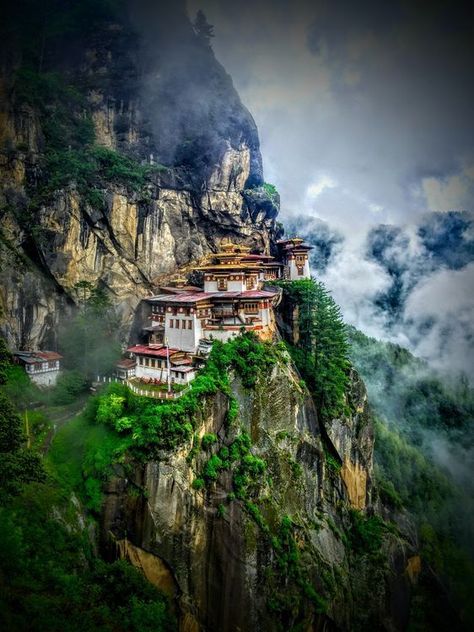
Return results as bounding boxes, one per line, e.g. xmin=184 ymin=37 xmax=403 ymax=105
xmin=421 ymin=163 xmax=474 ymax=212
xmin=403 ymin=262 xmax=474 ymax=374
xmin=306 ymin=175 xmax=337 ymax=199
xmin=187 ymin=0 xmax=474 ymax=227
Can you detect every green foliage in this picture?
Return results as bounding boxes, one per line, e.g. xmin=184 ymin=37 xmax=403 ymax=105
xmin=262 ymin=182 xmax=279 ymax=199
xmin=51 ymin=370 xmax=88 ymax=405
xmin=276 ymin=279 xmax=350 ymax=419
xmin=233 ymin=452 xmax=267 ymax=499
xmin=347 ymin=510 xmax=392 ymax=555
xmin=347 ymin=325 xmax=474 ymax=435
xmin=324 ymin=449 xmax=342 ymax=474
xmin=0 ymin=346 xmax=45 ymax=502
xmin=0 ymin=337 xmax=12 ymax=384
xmin=192 ymin=477 xmax=205 ymax=491
xmin=374 ymin=419 xmax=457 ymax=524
xmin=201 ymin=433 xmax=218 ymax=449
xmin=203 ymin=454 xmax=224 ymax=481
xmin=46 ymin=406 xmax=130 ymax=512
xmin=376 ymin=476 xmax=403 ymax=510
xmin=210 ymin=333 xmax=278 ymax=389
xmin=0 ymin=486 xmax=175 ymax=631
xmin=266 ymin=515 xmax=328 ymax=621
xmin=0 ymin=390 xmax=24 ymax=452
xmin=94 ymin=333 xmax=276 ymax=460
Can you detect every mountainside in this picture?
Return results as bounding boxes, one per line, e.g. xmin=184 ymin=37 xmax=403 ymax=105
xmin=1 ymin=3 xmax=472 ymax=632
xmin=99 ymin=339 xmax=415 ymax=631
xmin=0 ymin=0 xmax=279 ymax=350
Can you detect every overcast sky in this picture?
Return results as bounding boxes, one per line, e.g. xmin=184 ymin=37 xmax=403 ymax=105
xmin=187 ymin=0 xmax=474 ymax=229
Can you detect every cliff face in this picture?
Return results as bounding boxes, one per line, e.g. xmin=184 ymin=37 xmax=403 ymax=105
xmin=101 ymin=357 xmax=415 ymax=631
xmin=0 ymin=1 xmax=279 ymax=349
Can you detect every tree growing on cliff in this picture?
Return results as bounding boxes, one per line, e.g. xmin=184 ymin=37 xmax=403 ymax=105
xmin=193 ymin=10 xmax=215 ymax=43
xmin=276 ymin=279 xmax=350 ymax=419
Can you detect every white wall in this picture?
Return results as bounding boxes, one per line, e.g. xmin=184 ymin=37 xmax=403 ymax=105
xmin=204 ymin=329 xmax=240 ymax=343
xmin=30 ymin=369 xmax=60 ymax=387
xmin=227 ymin=279 xmax=246 ymax=291
xmin=135 ymin=362 xmax=168 ymax=381
xmin=204 ymin=279 xmax=218 ymax=292
xmin=289 ymin=258 xmax=311 ymax=280
xmin=164 ymin=313 xmax=201 ymax=352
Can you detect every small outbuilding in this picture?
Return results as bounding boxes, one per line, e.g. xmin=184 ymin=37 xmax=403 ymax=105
xmin=13 ymin=350 xmax=63 ymax=387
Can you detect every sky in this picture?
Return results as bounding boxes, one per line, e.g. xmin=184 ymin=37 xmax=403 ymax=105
xmin=186 ymin=0 xmax=474 ymax=227
xmin=186 ymin=0 xmax=474 ymax=377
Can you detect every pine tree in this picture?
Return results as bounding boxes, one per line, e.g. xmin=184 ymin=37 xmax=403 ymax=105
xmin=277 ymin=279 xmax=349 ymax=419
xmin=193 ymin=10 xmax=215 ymax=43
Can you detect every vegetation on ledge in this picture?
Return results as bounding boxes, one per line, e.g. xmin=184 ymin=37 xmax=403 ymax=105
xmin=0 ymin=339 xmax=176 ymax=631
xmin=94 ymin=332 xmax=281 ymax=458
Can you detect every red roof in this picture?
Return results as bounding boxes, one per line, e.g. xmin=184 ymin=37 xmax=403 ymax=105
xmin=127 ymin=345 xmax=179 ymax=357
xmin=37 ymin=351 xmax=63 ymax=361
xmin=15 ymin=350 xmax=62 ymax=364
xmin=146 ymin=289 xmax=277 ymax=305
xmin=148 ymin=293 xmax=212 ymax=304
xmin=116 ymin=358 xmax=136 ymax=369
xmin=236 ymin=290 xmax=278 ymax=298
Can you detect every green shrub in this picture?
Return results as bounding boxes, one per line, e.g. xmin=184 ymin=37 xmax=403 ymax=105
xmin=51 ymin=370 xmax=88 ymax=405
xmin=203 ymin=454 xmax=224 ymax=481
xmin=201 ymin=433 xmax=217 ymax=450
xmin=348 ymin=510 xmax=391 ymax=554
xmin=192 ymin=477 xmax=205 ymax=490
xmin=262 ymin=182 xmax=278 ymax=199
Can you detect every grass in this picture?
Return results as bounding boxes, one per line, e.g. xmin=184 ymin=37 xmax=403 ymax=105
xmin=46 ymin=405 xmax=130 ymax=511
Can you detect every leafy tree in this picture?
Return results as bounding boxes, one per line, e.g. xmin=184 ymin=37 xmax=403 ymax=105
xmin=0 ymin=391 xmax=24 ymax=453
xmin=0 ymin=339 xmax=45 ymax=500
xmin=0 ymin=337 xmax=12 ymax=384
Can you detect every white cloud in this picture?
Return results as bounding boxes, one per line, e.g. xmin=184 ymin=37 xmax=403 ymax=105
xmin=402 ymin=263 xmax=474 ymax=374
xmin=306 ymin=175 xmax=337 ymax=199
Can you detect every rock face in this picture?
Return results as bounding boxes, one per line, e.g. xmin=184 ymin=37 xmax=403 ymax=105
xmin=0 ymin=1 xmax=279 ymax=349
xmin=101 ymin=358 xmax=414 ymax=631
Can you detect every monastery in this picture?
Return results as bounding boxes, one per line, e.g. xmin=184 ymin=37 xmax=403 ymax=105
xmin=125 ymin=238 xmax=312 ymax=388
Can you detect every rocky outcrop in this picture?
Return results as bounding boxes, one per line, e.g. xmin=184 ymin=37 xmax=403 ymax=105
xmin=101 ymin=357 xmax=414 ymax=631
xmin=0 ymin=1 xmax=279 ymax=349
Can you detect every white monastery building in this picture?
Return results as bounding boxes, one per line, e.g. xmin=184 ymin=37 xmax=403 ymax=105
xmin=125 ymin=239 xmax=312 ymax=387
xmin=14 ymin=350 xmax=63 ymax=387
